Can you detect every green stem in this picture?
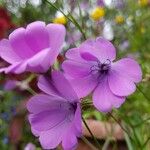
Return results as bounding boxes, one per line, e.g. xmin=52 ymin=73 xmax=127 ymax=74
xmin=108 ymin=113 xmax=127 ymax=133
xmin=45 ymin=0 xmax=86 ymax=40
xmin=142 ymin=137 xmax=150 ymax=148
xmin=27 ymin=87 xmax=37 ymax=95
xmin=81 ymin=136 xmax=98 ymax=150
xmin=82 ymin=117 xmax=101 ymax=149
xmin=25 ymin=74 xmax=35 ymax=83
xmin=102 ymin=137 xmax=111 ymax=150
xmin=68 ymin=13 xmax=86 ymax=40
xmin=133 ymin=117 xmax=150 ymax=127
xmin=77 ymin=0 xmax=84 ymax=29
xmin=108 ymin=113 xmax=134 ymax=143
xmin=137 ymin=85 xmax=150 ymax=101
xmin=25 ymin=74 xmax=37 ymax=95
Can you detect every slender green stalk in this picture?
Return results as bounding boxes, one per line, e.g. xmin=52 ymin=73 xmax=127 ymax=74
xmin=108 ymin=113 xmax=134 ymax=143
xmin=124 ymin=132 xmax=133 ymax=150
xmin=108 ymin=113 xmax=128 ymax=134
xmin=27 ymin=87 xmax=37 ymax=95
xmin=81 ymin=136 xmax=98 ymax=150
xmin=25 ymin=74 xmax=36 ymax=83
xmin=133 ymin=117 xmax=150 ymax=127
xmin=82 ymin=117 xmax=102 ymax=149
xmin=77 ymin=0 xmax=84 ymax=28
xmin=102 ymin=137 xmax=111 ymax=150
xmin=68 ymin=13 xmax=86 ymax=40
xmin=137 ymin=85 xmax=150 ymax=101
xmin=25 ymin=74 xmax=37 ymax=95
xmin=132 ymin=127 xmax=142 ymax=148
xmin=142 ymin=137 xmax=150 ymax=148
xmin=45 ymin=0 xmax=70 ymax=21
xmin=45 ymin=0 xmax=86 ymax=40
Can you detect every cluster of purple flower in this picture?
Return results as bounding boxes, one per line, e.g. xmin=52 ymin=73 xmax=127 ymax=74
xmin=0 ymin=21 xmax=142 ymax=150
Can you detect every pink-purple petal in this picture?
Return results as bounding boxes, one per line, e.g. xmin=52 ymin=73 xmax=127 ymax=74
xmin=108 ymin=69 xmax=136 ymax=96
xmin=93 ymin=78 xmax=125 ymax=112
xmin=46 ymin=24 xmax=66 ymax=64
xmin=38 ymin=76 xmax=61 ymax=97
xmin=110 ymin=95 xmax=126 ymax=108
xmin=72 ymin=103 xmax=82 ymax=137
xmin=27 ymin=48 xmax=52 ymax=73
xmin=62 ymin=60 xmax=91 ymax=78
xmin=39 ymin=120 xmax=70 ymax=149
xmin=80 ymin=52 xmax=98 ymax=61
xmin=4 ymin=62 xmax=27 ymax=74
xmin=9 ymin=27 xmax=34 ymax=59
xmin=80 ymin=37 xmax=116 ymax=62
xmin=62 ymin=132 xmax=78 ymax=150
xmin=28 ymin=109 xmax=68 ymax=131
xmin=112 ymin=58 xmax=142 ymax=83
xmin=27 ymin=94 xmax=66 ymax=113
xmin=69 ymin=75 xmax=97 ymax=98
xmin=51 ymin=71 xmax=79 ymax=102
xmin=31 ymin=127 xmax=41 ymax=137
xmin=47 ymin=24 xmax=66 ymax=50
xmin=25 ymin=21 xmax=49 ymax=53
xmin=93 ymin=81 xmax=112 ymax=112
xmin=80 ymin=39 xmax=100 ymax=61
xmin=0 ymin=39 xmax=21 ymax=63
xmin=94 ymin=37 xmax=116 ymax=61
xmin=65 ymin=47 xmax=87 ymax=63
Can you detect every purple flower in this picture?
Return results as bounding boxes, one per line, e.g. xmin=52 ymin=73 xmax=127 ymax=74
xmin=113 ymin=0 xmax=126 ymax=9
xmin=119 ymin=40 xmax=130 ymax=51
xmin=66 ymin=30 xmax=81 ymax=46
xmin=27 ymin=71 xmax=82 ymax=150
xmin=97 ymin=0 xmax=105 ymax=7
xmin=80 ymin=0 xmax=90 ymax=10
xmin=4 ymin=80 xmax=17 ymax=91
xmin=62 ymin=37 xmax=142 ymax=112
xmin=0 ymin=21 xmax=66 ymax=74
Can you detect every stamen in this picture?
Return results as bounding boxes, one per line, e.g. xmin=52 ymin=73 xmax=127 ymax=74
xmin=104 ymin=59 xmax=111 ymax=65
xmin=90 ymin=59 xmax=111 ymax=77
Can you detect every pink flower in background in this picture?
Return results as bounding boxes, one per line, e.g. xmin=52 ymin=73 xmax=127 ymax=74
xmin=24 ymin=143 xmax=36 ymax=150
xmin=27 ymin=71 xmax=82 ymax=150
xmin=62 ymin=37 xmax=142 ymax=112
xmin=0 ymin=21 xmax=66 ymax=74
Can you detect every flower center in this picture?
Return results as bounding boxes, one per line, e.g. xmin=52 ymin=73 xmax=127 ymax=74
xmin=66 ymin=102 xmax=78 ymax=122
xmin=69 ymin=102 xmax=77 ymax=112
xmin=90 ymin=59 xmax=111 ymax=78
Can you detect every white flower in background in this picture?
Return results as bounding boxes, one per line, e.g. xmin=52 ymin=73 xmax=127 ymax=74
xmin=29 ymin=0 xmax=41 ymax=7
xmin=102 ymin=21 xmax=114 ymax=40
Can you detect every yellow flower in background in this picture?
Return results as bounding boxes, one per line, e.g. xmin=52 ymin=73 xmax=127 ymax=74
xmin=115 ymin=15 xmax=124 ymax=24
xmin=139 ymin=0 xmax=149 ymax=6
xmin=91 ymin=7 xmax=105 ymax=21
xmin=53 ymin=16 xmax=67 ymax=25
xmin=140 ymin=26 xmax=146 ymax=33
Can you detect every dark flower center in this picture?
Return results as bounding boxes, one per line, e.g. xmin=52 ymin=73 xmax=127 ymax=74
xmin=59 ymin=102 xmax=78 ymax=122
xmin=90 ymin=59 xmax=111 ymax=78
xmin=65 ymin=102 xmax=78 ymax=122
xmin=69 ymin=102 xmax=77 ymax=112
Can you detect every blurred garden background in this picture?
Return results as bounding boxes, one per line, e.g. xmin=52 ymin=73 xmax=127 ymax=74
xmin=0 ymin=0 xmax=150 ymax=149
